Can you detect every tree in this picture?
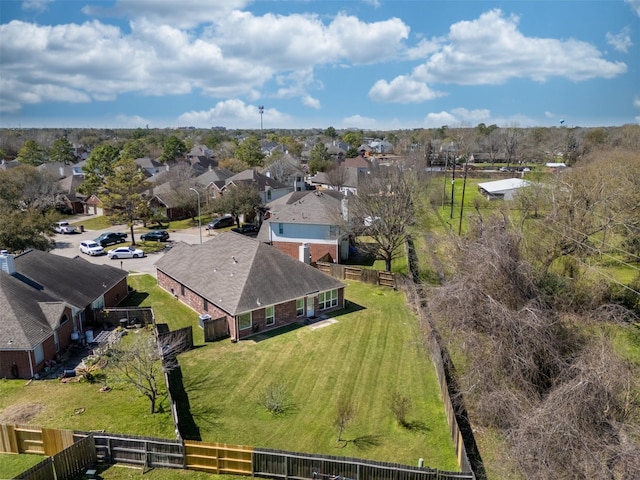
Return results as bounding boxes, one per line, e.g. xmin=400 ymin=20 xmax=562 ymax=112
xmin=161 ymin=162 xmax=199 ymax=220
xmin=324 ymin=126 xmax=338 ymax=139
xmin=209 ymin=183 xmax=261 ymax=223
xmin=325 ymin=163 xmax=349 ymax=190
xmin=279 ymin=135 xmax=304 ymax=158
xmin=0 ymin=166 xmax=57 ymax=252
xmin=108 ymin=331 xmax=186 ymax=414
xmin=234 ymin=136 xmax=265 ymax=167
xmin=343 ymin=130 xmax=363 ymax=149
xmin=334 ymin=395 xmax=356 ymax=444
xmin=49 ymin=137 xmax=76 ymax=164
xmin=78 ymin=144 xmax=120 ymax=196
xmin=219 ymin=157 xmax=250 ymax=173
xmin=17 ymin=140 xmax=47 ymax=166
xmin=501 ymin=124 xmax=522 ymax=165
xmin=308 ymin=142 xmax=332 ymax=174
xmin=348 ymin=166 xmax=417 ymax=271
xmin=101 ymin=158 xmax=150 ymax=245
xmin=120 ymin=139 xmax=149 ymax=161
xmin=160 ymin=135 xmax=187 ymax=163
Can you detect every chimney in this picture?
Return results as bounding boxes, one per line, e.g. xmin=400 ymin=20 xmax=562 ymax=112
xmin=59 ymin=166 xmax=65 ymax=178
xmin=299 ymin=244 xmax=310 ymax=264
xmin=0 ymin=250 xmax=16 ymax=275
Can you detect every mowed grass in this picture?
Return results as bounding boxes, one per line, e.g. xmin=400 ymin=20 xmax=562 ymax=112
xmin=174 ymin=281 xmax=458 ymax=469
xmin=0 ymin=453 xmax=45 ymax=479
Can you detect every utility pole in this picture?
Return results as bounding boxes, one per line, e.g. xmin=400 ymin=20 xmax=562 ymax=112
xmin=449 ymin=156 xmax=456 ymax=220
xmin=189 ymin=188 xmax=202 ymax=244
xmin=458 ymin=158 xmax=469 ymax=235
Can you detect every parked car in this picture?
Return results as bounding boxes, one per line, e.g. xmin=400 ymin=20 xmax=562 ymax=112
xmin=205 ymin=216 xmax=235 ymax=230
xmin=140 ymin=230 xmax=170 ymax=242
xmin=79 ymin=240 xmax=105 ymax=256
xmin=231 ymin=224 xmax=259 ymax=236
xmin=94 ymin=232 xmax=128 ymax=247
xmin=107 ymin=246 xmax=144 ymax=259
xmin=54 ymin=221 xmax=78 ymax=234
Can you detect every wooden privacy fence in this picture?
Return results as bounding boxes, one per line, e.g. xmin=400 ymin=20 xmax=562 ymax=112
xmin=316 ymin=262 xmax=396 ymax=288
xmin=2 ymin=427 xmax=96 ymax=480
xmin=89 ymin=431 xmax=184 ymax=469
xmin=252 ymin=449 xmax=474 ymax=480
xmin=202 ymin=315 xmax=230 ymax=341
xmin=96 ymin=306 xmax=154 ymax=328
xmin=185 ymin=440 xmax=253 ymax=474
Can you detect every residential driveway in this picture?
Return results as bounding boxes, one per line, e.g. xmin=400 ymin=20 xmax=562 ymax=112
xmin=50 ymin=223 xmax=216 ymax=277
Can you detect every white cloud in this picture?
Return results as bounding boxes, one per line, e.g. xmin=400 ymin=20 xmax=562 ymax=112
xmin=362 ymin=0 xmax=381 ymax=8
xmin=369 ymin=76 xmax=445 ymax=103
xmin=0 ymin=8 xmax=410 ymax=113
xmin=606 ymin=28 xmax=633 ymax=53
xmin=545 ymin=111 xmax=555 ymax=118
xmin=302 ymin=95 xmax=321 ymax=109
xmin=177 ymin=99 xmax=291 ymax=128
xmin=404 ymin=38 xmax=442 ymax=60
xmin=373 ymin=9 xmax=627 ymax=104
xmin=114 ymin=114 xmax=149 ymax=128
xmin=450 ymin=107 xmax=491 ymax=123
xmin=22 ymin=0 xmax=52 ymax=12
xmin=423 ymin=111 xmax=458 ymax=128
xmin=634 ymin=96 xmax=640 ymax=108
xmin=83 ymin=0 xmax=250 ymax=29
xmin=341 ymin=115 xmax=379 ymax=129
xmin=626 ymin=0 xmax=640 ymax=16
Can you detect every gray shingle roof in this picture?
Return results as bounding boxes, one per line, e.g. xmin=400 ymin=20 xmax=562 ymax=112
xmin=154 ymin=232 xmax=344 ymax=316
xmin=14 ymin=250 xmax=128 ymax=309
xmin=0 ymin=271 xmax=65 ymax=350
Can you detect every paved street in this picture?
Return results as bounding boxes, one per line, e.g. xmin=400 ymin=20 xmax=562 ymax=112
xmin=50 ymin=218 xmax=215 ymax=277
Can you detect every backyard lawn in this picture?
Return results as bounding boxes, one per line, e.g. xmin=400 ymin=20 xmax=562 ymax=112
xmin=0 ymin=275 xmax=459 ymax=472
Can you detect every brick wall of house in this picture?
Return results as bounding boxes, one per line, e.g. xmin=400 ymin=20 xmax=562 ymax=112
xmin=157 ymin=270 xmax=345 ymax=341
xmin=105 ymin=278 xmax=129 ymax=307
xmin=0 ymin=350 xmax=31 ymax=379
xmin=272 ymin=241 xmax=338 ymax=264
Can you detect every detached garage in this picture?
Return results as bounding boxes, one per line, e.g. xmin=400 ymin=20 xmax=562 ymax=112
xmin=477 ymin=178 xmax=531 ymax=201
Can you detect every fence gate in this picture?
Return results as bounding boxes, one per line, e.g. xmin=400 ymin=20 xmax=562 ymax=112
xmin=184 ymin=440 xmax=253 ymax=474
xmin=202 ymin=316 xmax=229 ymax=342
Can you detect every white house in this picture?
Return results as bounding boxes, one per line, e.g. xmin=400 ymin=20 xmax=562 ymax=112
xmin=477 ymin=178 xmax=531 ymax=200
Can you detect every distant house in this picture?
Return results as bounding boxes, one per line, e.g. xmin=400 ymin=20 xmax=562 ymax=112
xmin=84 ymin=194 xmax=104 ymax=216
xmin=0 ymin=250 xmax=128 ymax=379
xmin=477 ymin=178 xmax=531 ymax=200
xmin=148 ymin=181 xmax=189 ymax=221
xmin=307 ymin=167 xmax=365 ymax=196
xmin=135 ymin=157 xmax=165 ymax=176
xmin=261 ymin=157 xmax=307 ymax=192
xmin=224 ymin=168 xmax=292 ymax=203
xmin=369 ymin=139 xmax=393 ymax=154
xmin=258 ymin=190 xmax=350 ymax=263
xmin=57 ymin=175 xmax=86 ymax=214
xmin=195 ymin=167 xmax=235 ymax=205
xmin=155 ymin=232 xmax=345 ymax=341
xmin=545 ymin=162 xmax=567 ymax=171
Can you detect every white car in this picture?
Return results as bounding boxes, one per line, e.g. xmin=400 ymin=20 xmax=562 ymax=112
xmin=79 ymin=240 xmax=104 ymax=256
xmin=107 ymin=246 xmax=144 ymax=259
xmin=54 ymin=221 xmax=78 ymax=234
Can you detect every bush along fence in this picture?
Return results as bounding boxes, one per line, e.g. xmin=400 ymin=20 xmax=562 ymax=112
xmin=3 ymin=425 xmax=474 ymax=480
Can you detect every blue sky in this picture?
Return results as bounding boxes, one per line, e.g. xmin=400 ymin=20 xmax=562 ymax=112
xmin=1 ymin=0 xmax=639 ymax=130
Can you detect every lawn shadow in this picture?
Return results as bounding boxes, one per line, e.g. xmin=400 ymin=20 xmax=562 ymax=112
xmin=120 ymin=290 xmax=149 ymax=306
xmin=324 ymin=300 xmax=365 ymax=319
xmin=336 ymin=434 xmax=384 ymax=450
xmin=167 ymin=365 xmax=201 ymax=441
xmin=402 ymin=420 xmax=430 ymax=433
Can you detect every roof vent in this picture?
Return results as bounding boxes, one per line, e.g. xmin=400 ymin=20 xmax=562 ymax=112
xmin=232 ymin=256 xmax=238 ymax=264
xmin=0 ymin=250 xmax=16 ymax=275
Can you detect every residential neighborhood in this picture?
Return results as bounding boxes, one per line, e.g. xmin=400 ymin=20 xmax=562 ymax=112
xmin=1 ymin=124 xmax=639 ymax=480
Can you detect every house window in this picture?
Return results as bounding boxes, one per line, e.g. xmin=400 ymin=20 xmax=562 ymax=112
xmin=265 ymin=306 xmax=275 ymax=326
xmin=267 ymin=190 xmax=272 ymax=200
xmin=54 ymin=331 xmax=59 ymax=353
xmin=238 ymin=312 xmax=252 ymax=330
xmin=203 ymin=299 xmax=209 ymax=312
xmin=319 ymin=289 xmax=338 ymax=310
xmin=181 ymin=284 xmax=185 ymax=296
xmin=278 ymin=223 xmax=284 ymax=235
xmin=296 ymin=298 xmax=304 ymax=317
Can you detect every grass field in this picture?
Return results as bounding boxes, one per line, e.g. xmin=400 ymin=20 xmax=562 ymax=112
xmin=0 ymin=275 xmax=458 ymax=472
xmin=0 ymin=453 xmax=45 ymax=479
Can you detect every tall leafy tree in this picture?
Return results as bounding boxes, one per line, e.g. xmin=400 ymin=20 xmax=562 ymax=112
xmin=49 ymin=137 xmax=76 ymax=164
xmin=210 ymin=183 xmax=261 ymax=223
xmin=308 ymin=142 xmax=332 ymax=173
xmin=324 ymin=126 xmax=338 ymax=139
xmin=160 ymin=135 xmax=187 ymax=163
xmin=120 ymin=139 xmax=149 ymax=161
xmin=348 ymin=166 xmax=416 ymax=271
xmin=342 ymin=130 xmax=363 ymax=149
xmin=234 ymin=135 xmax=265 ymax=167
xmin=78 ymin=144 xmax=120 ymax=196
xmin=17 ymin=140 xmax=47 ymax=166
xmin=0 ymin=167 xmax=57 ymax=252
xmin=101 ymin=158 xmax=150 ymax=245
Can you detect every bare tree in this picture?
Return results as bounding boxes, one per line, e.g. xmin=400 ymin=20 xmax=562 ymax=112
xmin=501 ymin=123 xmax=522 ymax=166
xmin=334 ymin=395 xmax=356 ymax=444
xmin=325 ymin=163 xmax=349 ymax=191
xmin=108 ymin=331 xmax=187 ymax=414
xmin=348 ymin=165 xmax=416 ymax=271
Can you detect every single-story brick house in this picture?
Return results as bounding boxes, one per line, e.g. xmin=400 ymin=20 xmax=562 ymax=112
xmin=0 ymin=249 xmax=128 ymax=379
xmin=154 ymin=232 xmax=346 ymax=341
